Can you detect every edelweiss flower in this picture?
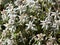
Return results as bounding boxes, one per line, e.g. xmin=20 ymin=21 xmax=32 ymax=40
xmin=4 ymin=23 xmax=16 ymax=32
xmin=5 ymin=3 xmax=16 ymax=14
xmin=51 ymin=10 xmax=60 ymax=19
xmin=6 ymin=3 xmax=14 ymax=10
xmin=14 ymin=0 xmax=24 ymax=6
xmin=36 ymin=33 xmax=45 ymax=40
xmin=41 ymin=20 xmax=51 ymax=30
xmin=8 ymin=14 xmax=17 ymax=20
xmin=2 ymin=14 xmax=8 ymax=21
xmin=48 ymin=36 xmax=55 ymax=41
xmin=26 ymin=0 xmax=35 ymax=5
xmin=2 ymin=38 xmax=14 ymax=45
xmin=46 ymin=36 xmax=55 ymax=45
xmin=52 ymin=23 xmax=57 ymax=28
xmin=17 ymin=5 xmax=26 ymax=14
xmin=1 ymin=10 xmax=8 ymax=21
xmin=46 ymin=41 xmax=53 ymax=45
xmin=1 ymin=10 xmax=8 ymax=15
xmin=2 ymin=30 xmax=6 ymax=37
xmin=26 ymin=21 xmax=37 ymax=30
xmin=54 ymin=20 xmax=60 ymax=29
xmin=8 ymin=19 xmax=15 ymax=24
xmin=19 ymin=14 xmax=28 ymax=24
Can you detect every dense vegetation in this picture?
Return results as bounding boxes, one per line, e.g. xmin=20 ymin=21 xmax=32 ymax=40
xmin=0 ymin=0 xmax=60 ymax=45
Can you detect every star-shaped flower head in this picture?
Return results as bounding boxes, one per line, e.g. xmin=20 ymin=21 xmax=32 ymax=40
xmin=25 ymin=21 xmax=37 ymax=30
xmin=40 ymin=19 xmax=51 ymax=30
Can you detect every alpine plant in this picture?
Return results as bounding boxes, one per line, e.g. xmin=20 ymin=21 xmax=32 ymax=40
xmin=0 ymin=0 xmax=60 ymax=45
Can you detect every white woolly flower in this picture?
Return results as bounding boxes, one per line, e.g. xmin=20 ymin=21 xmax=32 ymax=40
xmin=36 ymin=33 xmax=45 ymax=40
xmin=4 ymin=23 xmax=16 ymax=32
xmin=26 ymin=0 xmax=35 ymax=7
xmin=26 ymin=21 xmax=37 ymax=30
xmin=8 ymin=14 xmax=17 ymax=20
xmin=17 ymin=5 xmax=26 ymax=14
xmin=48 ymin=36 xmax=55 ymax=41
xmin=46 ymin=36 xmax=55 ymax=45
xmin=52 ymin=23 xmax=57 ymax=28
xmin=19 ymin=14 xmax=28 ymax=24
xmin=2 ymin=38 xmax=13 ymax=45
xmin=14 ymin=0 xmax=25 ymax=6
xmin=54 ymin=20 xmax=60 ymax=29
xmin=8 ymin=19 xmax=15 ymax=24
xmin=8 ymin=25 xmax=16 ymax=32
xmin=41 ymin=20 xmax=51 ymax=30
xmin=1 ymin=10 xmax=8 ymax=21
xmin=2 ymin=14 xmax=8 ymax=21
xmin=51 ymin=10 xmax=60 ymax=19
xmin=6 ymin=3 xmax=14 ymax=10
xmin=6 ymin=9 xmax=16 ymax=14
xmin=26 ymin=0 xmax=35 ymax=5
xmin=6 ymin=3 xmax=16 ymax=14
xmin=1 ymin=10 xmax=8 ymax=15
xmin=46 ymin=41 xmax=53 ymax=45
xmin=2 ymin=30 xmax=6 ymax=37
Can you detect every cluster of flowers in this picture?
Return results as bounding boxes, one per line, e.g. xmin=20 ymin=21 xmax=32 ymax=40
xmin=29 ymin=33 xmax=58 ymax=45
xmin=41 ymin=8 xmax=60 ymax=30
xmin=0 ymin=0 xmax=60 ymax=45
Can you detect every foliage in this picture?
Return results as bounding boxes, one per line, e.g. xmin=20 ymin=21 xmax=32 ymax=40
xmin=0 ymin=0 xmax=60 ymax=45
